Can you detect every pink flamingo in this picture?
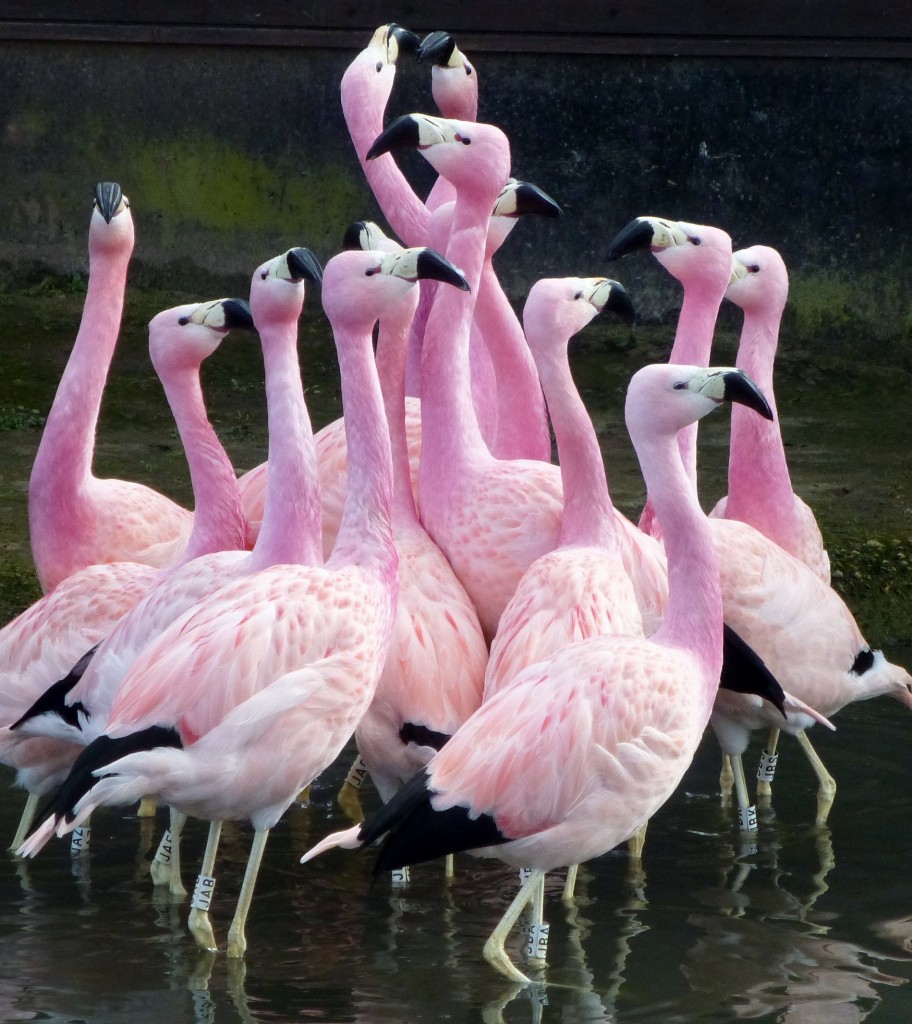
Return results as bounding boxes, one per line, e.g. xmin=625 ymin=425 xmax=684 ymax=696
xmin=302 ymin=362 xmax=775 ymax=983
xmin=19 ymin=246 xmax=467 ymax=959
xmin=340 ymin=246 xmax=487 ymax=827
xmin=710 ymin=245 xmax=830 ymax=582
xmin=29 ymin=183 xmax=195 ymax=593
xmin=370 ymin=113 xmax=660 ymax=642
xmin=2 ymin=296 xmax=254 ymax=846
xmin=485 ymin=276 xmax=660 ymax=701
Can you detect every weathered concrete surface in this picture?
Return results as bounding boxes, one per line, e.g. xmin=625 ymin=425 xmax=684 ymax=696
xmin=0 ymin=40 xmax=909 ymax=360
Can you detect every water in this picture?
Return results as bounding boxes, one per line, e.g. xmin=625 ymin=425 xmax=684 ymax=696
xmin=1 ymin=318 xmax=911 ymax=1021
xmin=1 ymin=696 xmax=910 ymax=1023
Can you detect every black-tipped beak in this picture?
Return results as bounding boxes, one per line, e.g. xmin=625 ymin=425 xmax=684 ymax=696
xmin=416 ymin=249 xmax=470 ymax=291
xmin=723 ymin=370 xmax=773 ymax=420
xmin=390 ymin=23 xmax=421 ymax=53
xmin=513 ymin=182 xmax=562 ymax=219
xmin=605 ymin=218 xmax=655 ymax=262
xmin=286 ymin=247 xmax=323 ymax=286
xmin=342 ymin=222 xmax=371 ymax=251
xmin=603 ymin=283 xmax=636 ymax=322
xmin=94 ymin=181 xmax=123 ymax=224
xmin=367 ymin=115 xmax=421 ymax=160
xmin=219 ymin=298 xmax=256 ymax=332
xmin=417 ymin=30 xmax=456 ymax=64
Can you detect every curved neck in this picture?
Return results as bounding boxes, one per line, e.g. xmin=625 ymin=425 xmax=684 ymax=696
xmin=342 ymin=63 xmax=429 ymax=247
xmin=327 ymin=316 xmax=396 ymax=580
xmin=638 ymin=428 xmax=722 ymax=688
xmin=30 ymin=240 xmax=129 ymax=504
xmin=248 ymin=323 xmax=322 ymax=570
xmin=724 ymin=309 xmax=797 ymax=537
xmin=377 ymin=301 xmax=420 ymax=529
xmin=533 ymin=344 xmax=617 ymax=548
xmin=159 ymin=366 xmax=246 ymax=564
xmin=419 ymin=191 xmax=494 ymax=500
xmin=476 ymin=260 xmax=551 ymax=462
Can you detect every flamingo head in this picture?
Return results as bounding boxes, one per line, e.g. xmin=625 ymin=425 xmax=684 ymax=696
xmin=149 ymin=297 xmax=254 ymax=374
xmin=364 ymin=23 xmax=420 ymax=70
xmin=89 ymin=180 xmax=134 ymax=254
xmin=726 ymin=245 xmax=789 ymax=315
xmin=419 ymin=31 xmax=478 ymax=121
xmin=367 ymin=113 xmax=511 ymax=198
xmin=485 ymin=178 xmax=562 ymax=255
xmin=249 ymin=247 xmax=322 ymax=329
xmin=606 ymin=215 xmax=732 ymax=292
xmin=341 ymin=220 xmax=402 ymax=254
xmin=524 ymin=277 xmax=634 ymax=357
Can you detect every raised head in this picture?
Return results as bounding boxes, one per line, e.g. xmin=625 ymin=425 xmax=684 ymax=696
xmin=607 ymin=215 xmax=732 ymax=290
xmin=249 ymin=247 xmax=322 ymax=329
xmin=90 ymin=180 xmax=134 ymax=252
xmin=361 ymin=23 xmax=420 ymax=71
xmin=726 ymin=244 xmax=789 ymax=315
xmin=419 ymin=31 xmax=478 ymax=121
xmin=341 ymin=220 xmax=402 ymax=254
xmin=149 ymin=297 xmax=254 ymax=375
xmin=523 ymin=277 xmax=633 ymax=355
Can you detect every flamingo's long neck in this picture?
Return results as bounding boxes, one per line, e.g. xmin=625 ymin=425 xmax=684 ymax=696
xmin=248 ymin=320 xmax=321 ymax=571
xmin=157 ymin=365 xmax=246 ymax=566
xmin=667 ymin=285 xmax=724 ymax=484
xmin=638 ymin=427 xmax=722 ymax=694
xmin=723 ymin=310 xmax=797 ymax=542
xmin=533 ymin=343 xmax=617 ymax=549
xmin=342 ymin=60 xmax=429 ymax=247
xmin=475 ymin=261 xmax=550 ymax=462
xmin=377 ymin=295 xmax=421 ymax=530
xmin=328 ymin=316 xmax=397 ymax=582
xmin=29 ymin=231 xmax=129 ymax=527
xmin=419 ymin=191 xmax=495 ymax=503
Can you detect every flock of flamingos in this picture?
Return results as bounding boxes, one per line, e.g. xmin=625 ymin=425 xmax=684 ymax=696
xmin=0 ymin=23 xmax=910 ymax=985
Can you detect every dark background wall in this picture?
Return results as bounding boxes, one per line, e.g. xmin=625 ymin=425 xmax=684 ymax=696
xmin=0 ymin=3 xmax=910 ymax=361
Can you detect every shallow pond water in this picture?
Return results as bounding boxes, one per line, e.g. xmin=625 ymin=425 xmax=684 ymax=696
xmin=0 ymin=309 xmax=911 ymax=1022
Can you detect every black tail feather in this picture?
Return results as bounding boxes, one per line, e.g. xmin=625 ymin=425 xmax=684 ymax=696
xmin=11 ymin=643 xmax=99 ymax=731
xmin=34 ymin=725 xmax=182 ymax=829
xmin=358 ymin=770 xmax=510 ymax=876
xmin=720 ymin=623 xmax=787 ymax=719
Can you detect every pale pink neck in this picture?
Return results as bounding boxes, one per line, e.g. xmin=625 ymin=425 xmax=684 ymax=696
xmin=158 ymin=367 xmax=245 ymax=565
xmin=377 ymin=300 xmax=420 ymax=529
xmin=724 ymin=309 xmax=798 ymax=539
xmin=327 ymin=317 xmax=397 ymax=581
xmin=248 ymin=324 xmax=322 ymax=570
xmin=341 ymin=63 xmax=429 ymax=247
xmin=419 ymin=193 xmax=494 ymax=501
xmin=639 ymin=429 xmax=722 ymax=688
xmin=475 ymin=261 xmax=551 ymax=462
xmin=30 ymin=237 xmax=129 ymax=510
xmin=668 ymin=285 xmax=724 ymax=483
xmin=533 ymin=344 xmax=617 ymax=549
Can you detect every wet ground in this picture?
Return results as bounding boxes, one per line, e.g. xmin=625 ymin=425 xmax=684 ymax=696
xmin=0 ymin=292 xmax=911 ymax=1021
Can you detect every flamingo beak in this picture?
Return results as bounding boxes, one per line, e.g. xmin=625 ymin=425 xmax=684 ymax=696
xmin=94 ymin=181 xmax=123 ymax=224
xmin=286 ymin=247 xmax=324 ymax=286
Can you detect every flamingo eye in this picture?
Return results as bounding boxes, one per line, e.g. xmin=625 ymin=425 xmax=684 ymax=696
xmin=260 ymin=271 xmax=268 ymax=280
xmin=673 ymin=381 xmax=687 ymax=390
xmin=688 ymin=235 xmax=702 ymax=246
xmin=748 ymin=264 xmax=760 ymax=273
xmin=466 ymin=66 xmax=472 ymax=76
xmin=574 ymin=291 xmax=583 ymax=300
xmin=375 ymin=61 xmax=383 ymax=72
xmin=178 ymin=316 xmax=190 ymax=325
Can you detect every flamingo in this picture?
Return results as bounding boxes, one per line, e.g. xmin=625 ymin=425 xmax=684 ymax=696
xmin=370 ymin=113 xmax=661 ymax=642
xmin=1 ymin=296 xmax=254 ymax=846
xmin=29 ymin=182 xmax=195 ymax=593
xmin=710 ymin=245 xmax=830 ymax=581
xmin=302 ymin=362 xmax=775 ymax=983
xmin=340 ymin=244 xmax=488 ymax=828
xmin=19 ymin=245 xmax=469 ymax=961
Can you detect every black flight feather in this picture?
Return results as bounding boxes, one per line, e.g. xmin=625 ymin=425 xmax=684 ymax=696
xmin=398 ymin=722 xmax=450 ymax=752
xmin=11 ymin=643 xmax=99 ymax=731
xmin=720 ymin=623 xmax=787 ymax=719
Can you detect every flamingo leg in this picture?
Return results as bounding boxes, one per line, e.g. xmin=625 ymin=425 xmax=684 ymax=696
xmin=562 ymin=863 xmax=579 ymax=905
xmin=796 ymin=730 xmax=836 ymax=825
xmin=732 ymin=755 xmax=758 ymax=833
xmin=336 ymin=755 xmax=369 ymax=823
xmin=9 ymin=793 xmax=39 ymax=853
xmin=137 ymin=797 xmax=157 ymax=818
xmin=483 ymin=868 xmax=546 ymax=984
xmin=150 ymin=808 xmax=188 ymax=896
xmin=226 ymin=828 xmax=270 ymax=959
xmin=719 ymin=754 xmax=735 ymax=806
xmin=70 ymin=814 xmax=92 ymax=856
xmin=188 ymin=820 xmax=223 ymax=951
xmin=524 ymin=874 xmax=549 ymax=964
xmin=756 ymin=728 xmax=781 ymax=803
xmin=444 ymin=854 xmax=455 ymax=879
xmin=627 ymin=822 xmax=648 ymax=861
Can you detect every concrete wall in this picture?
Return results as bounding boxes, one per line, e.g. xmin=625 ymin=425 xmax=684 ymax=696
xmin=1 ymin=39 xmax=909 ymax=361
